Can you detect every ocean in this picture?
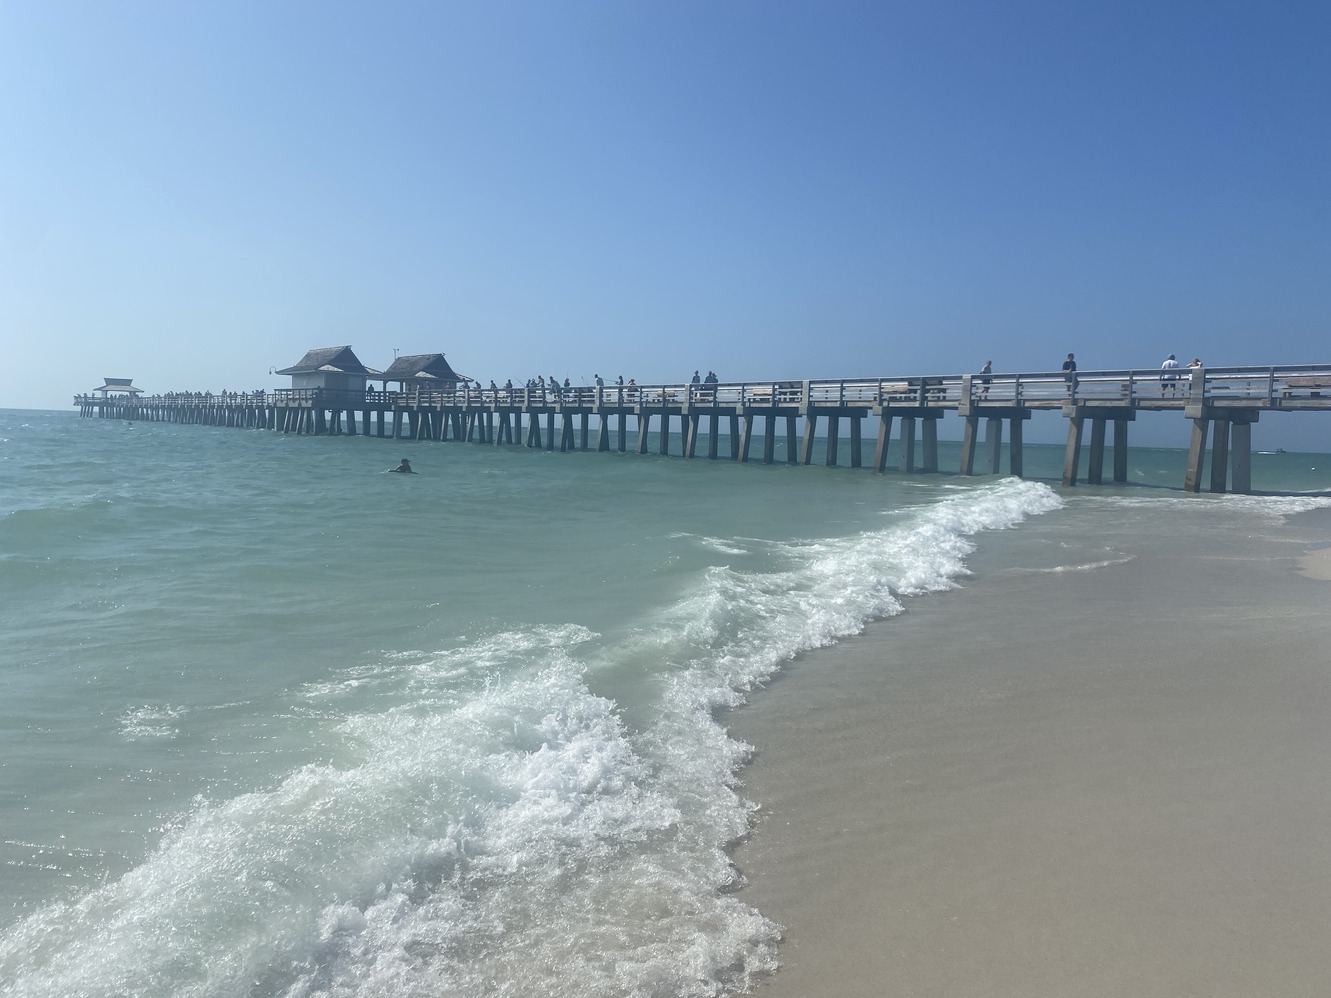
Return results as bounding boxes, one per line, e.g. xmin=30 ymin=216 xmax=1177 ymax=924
xmin=2 ymin=408 xmax=1329 ymax=998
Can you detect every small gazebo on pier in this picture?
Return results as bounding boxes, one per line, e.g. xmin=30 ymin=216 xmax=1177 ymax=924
xmin=91 ymin=378 xmax=144 ymax=397
xmin=378 ymin=353 xmax=471 ymax=392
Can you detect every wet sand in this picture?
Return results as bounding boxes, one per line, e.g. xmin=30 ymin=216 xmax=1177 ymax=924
xmin=730 ymin=534 xmax=1331 ymax=997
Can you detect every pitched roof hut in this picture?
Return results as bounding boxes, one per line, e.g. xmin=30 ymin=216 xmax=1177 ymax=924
xmin=378 ymin=354 xmax=471 ymax=391
xmin=91 ymin=378 xmax=144 ymax=396
xmin=275 ymin=346 xmax=377 ymax=392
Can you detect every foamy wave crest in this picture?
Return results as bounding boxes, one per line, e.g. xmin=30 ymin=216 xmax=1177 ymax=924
xmin=640 ymin=478 xmax=1061 ymax=699
xmin=0 ymin=630 xmax=778 ymax=998
xmin=626 ymin=479 xmax=1063 ymax=900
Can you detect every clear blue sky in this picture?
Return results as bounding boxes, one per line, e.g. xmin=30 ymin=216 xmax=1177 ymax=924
xmin=2 ymin=1 xmax=1328 ymax=447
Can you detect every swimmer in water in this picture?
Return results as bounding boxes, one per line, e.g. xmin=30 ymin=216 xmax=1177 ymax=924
xmin=390 ymin=458 xmax=414 ymax=473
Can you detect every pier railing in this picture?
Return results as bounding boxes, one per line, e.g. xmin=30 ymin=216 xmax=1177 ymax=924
xmin=73 ymin=363 xmax=1331 ymax=494
xmin=76 ymin=363 xmax=1331 ymax=413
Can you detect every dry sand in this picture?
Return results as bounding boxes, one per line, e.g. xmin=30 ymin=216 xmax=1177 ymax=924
xmin=729 ymin=539 xmax=1331 ymax=998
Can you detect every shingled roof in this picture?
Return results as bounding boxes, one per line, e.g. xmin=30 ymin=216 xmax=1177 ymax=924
xmin=275 ymin=346 xmax=378 ymax=376
xmin=378 ymin=353 xmax=471 ymax=383
xmin=91 ymin=378 xmax=143 ymax=394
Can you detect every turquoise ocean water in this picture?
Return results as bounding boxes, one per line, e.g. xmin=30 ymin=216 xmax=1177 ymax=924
xmin=2 ymin=408 xmax=1330 ymax=997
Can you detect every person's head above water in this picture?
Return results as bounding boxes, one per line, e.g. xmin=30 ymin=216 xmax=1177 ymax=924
xmin=391 ymin=458 xmax=414 ymax=473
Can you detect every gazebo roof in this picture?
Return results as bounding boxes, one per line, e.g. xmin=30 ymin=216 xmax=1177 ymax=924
xmin=92 ymin=378 xmax=143 ymax=394
xmin=275 ymin=346 xmax=378 ymax=376
xmin=379 ymin=353 xmax=471 ymax=383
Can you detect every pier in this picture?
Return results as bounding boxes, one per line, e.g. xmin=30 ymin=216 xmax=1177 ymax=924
xmin=75 ymin=364 xmax=1331 ymax=494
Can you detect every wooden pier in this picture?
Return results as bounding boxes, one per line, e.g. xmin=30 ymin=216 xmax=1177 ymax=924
xmin=75 ymin=365 xmax=1331 ymax=494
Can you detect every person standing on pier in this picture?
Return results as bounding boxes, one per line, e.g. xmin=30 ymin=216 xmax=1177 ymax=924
xmin=1062 ymin=353 xmax=1077 ymax=395
xmin=1160 ymin=354 xmax=1180 ymax=395
xmin=979 ymin=360 xmax=992 ymax=397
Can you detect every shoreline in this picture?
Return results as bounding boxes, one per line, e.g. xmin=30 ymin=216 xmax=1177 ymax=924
xmin=728 ymin=520 xmax=1331 ymax=997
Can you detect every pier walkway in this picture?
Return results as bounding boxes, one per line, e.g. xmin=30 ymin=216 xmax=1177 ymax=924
xmin=76 ymin=364 xmax=1331 ymax=494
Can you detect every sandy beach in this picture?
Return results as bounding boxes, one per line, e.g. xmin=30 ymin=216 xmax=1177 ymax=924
xmin=730 ymin=514 xmax=1331 ymax=998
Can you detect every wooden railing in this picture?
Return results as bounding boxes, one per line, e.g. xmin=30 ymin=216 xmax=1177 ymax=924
xmin=75 ymin=364 xmax=1331 ymax=411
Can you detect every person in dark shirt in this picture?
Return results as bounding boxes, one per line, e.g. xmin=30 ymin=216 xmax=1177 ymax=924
xmin=1062 ymin=353 xmax=1077 ymax=395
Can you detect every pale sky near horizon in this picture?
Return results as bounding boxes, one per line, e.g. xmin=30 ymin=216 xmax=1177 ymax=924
xmin=2 ymin=1 xmax=1328 ymax=448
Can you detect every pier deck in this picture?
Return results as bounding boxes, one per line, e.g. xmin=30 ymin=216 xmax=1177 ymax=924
xmin=76 ymin=364 xmax=1331 ymax=494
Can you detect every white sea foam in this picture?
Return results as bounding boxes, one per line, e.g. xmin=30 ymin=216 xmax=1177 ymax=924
xmin=117 ymin=703 xmax=186 ymax=740
xmin=0 ymin=478 xmax=1064 ymax=998
xmin=1007 ymin=555 xmax=1137 ymax=575
xmin=1085 ymin=491 xmax=1331 ymax=519
xmin=670 ymin=532 xmax=752 ymax=555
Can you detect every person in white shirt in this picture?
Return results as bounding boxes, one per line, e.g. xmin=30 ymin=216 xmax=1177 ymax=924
xmin=1160 ymin=354 xmax=1180 ymax=395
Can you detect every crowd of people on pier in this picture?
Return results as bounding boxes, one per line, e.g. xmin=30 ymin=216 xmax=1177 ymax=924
xmin=970 ymin=354 xmax=1208 ymax=398
xmin=469 ymin=372 xmax=727 ymax=405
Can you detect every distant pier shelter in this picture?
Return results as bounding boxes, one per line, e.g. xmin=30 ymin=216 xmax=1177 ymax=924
xmin=74 ymin=364 xmax=1331 ymax=495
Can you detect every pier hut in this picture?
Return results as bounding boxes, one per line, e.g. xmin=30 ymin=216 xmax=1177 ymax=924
xmin=273 ymin=345 xmax=379 ymax=435
xmin=274 ymin=346 xmax=377 ymax=392
xmin=91 ymin=378 xmax=143 ymax=397
xmin=378 ymin=353 xmax=470 ymax=392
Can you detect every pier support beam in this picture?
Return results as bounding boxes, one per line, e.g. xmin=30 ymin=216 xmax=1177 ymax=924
xmin=637 ymin=412 xmax=651 ymax=455
xmin=1087 ymin=418 xmax=1107 ymax=485
xmin=922 ymin=416 xmax=939 ymax=473
xmin=763 ymin=414 xmax=777 ymax=464
xmin=800 ymin=413 xmax=818 ymax=465
xmin=901 ymin=417 xmax=917 ymax=472
xmin=1063 ymin=406 xmax=1134 ymax=487
xmin=1230 ymin=418 xmax=1254 ymax=494
xmin=1063 ymin=414 xmax=1084 ymax=486
xmin=959 ymin=415 xmax=980 ymax=475
xmin=959 ymin=404 xmax=1030 ymax=477
xmin=873 ymin=413 xmax=894 ymax=473
xmin=1183 ymin=408 xmax=1259 ymax=494
xmin=984 ymin=417 xmax=1003 ymax=474
xmin=1210 ymin=416 xmax=1231 ymax=493
xmin=1184 ymin=417 xmax=1209 ymax=493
